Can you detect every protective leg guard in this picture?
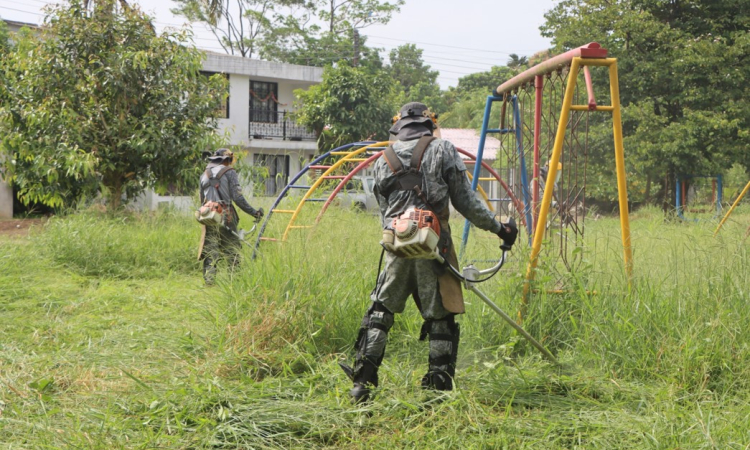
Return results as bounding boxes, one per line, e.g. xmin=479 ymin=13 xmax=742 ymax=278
xmin=203 ymin=257 xmax=217 ymax=285
xmin=420 ymin=315 xmax=460 ymax=391
xmin=340 ymin=302 xmax=394 ymax=403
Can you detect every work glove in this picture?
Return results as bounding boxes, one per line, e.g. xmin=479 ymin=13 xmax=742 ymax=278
xmin=497 ymin=217 xmax=518 ymax=251
xmin=253 ymin=208 xmax=264 ymax=220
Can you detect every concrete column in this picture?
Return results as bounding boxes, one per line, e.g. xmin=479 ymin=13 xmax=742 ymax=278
xmin=0 ymin=154 xmax=12 ymax=218
xmin=0 ymin=180 xmax=12 ymax=219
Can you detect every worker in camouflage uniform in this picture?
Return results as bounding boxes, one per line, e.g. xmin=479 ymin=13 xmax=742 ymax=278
xmin=198 ymin=148 xmax=263 ymax=284
xmin=340 ymin=102 xmax=518 ymax=403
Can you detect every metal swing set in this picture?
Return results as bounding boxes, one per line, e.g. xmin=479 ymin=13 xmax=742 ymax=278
xmin=461 ymin=43 xmax=633 ymax=315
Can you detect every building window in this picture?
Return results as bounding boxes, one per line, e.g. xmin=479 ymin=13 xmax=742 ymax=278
xmin=254 ymin=154 xmax=289 ymax=196
xmin=249 ymin=80 xmax=279 ymax=123
xmin=200 ymin=71 xmax=230 ymax=119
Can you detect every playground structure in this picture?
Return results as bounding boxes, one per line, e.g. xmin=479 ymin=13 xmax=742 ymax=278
xmin=250 ymin=43 xmax=633 ymax=317
xmin=462 ymin=43 xmax=632 ymax=313
xmin=251 ymin=141 xmax=524 ymax=257
xmin=676 ymin=174 xmax=723 ymax=220
xmin=714 ymin=179 xmax=750 ymax=238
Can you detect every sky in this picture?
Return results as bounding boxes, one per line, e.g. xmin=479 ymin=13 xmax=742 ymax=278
xmin=0 ymin=0 xmax=555 ymax=89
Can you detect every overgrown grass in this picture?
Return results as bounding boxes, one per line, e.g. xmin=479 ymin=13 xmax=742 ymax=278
xmin=1 ymin=206 xmax=749 ymax=448
xmin=36 ymin=210 xmax=200 ymax=278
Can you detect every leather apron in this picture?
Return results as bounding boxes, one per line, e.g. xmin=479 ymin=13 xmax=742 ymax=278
xmin=436 ymin=208 xmax=464 ymax=314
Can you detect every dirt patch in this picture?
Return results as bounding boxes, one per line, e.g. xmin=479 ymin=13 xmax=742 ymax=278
xmin=0 ymin=218 xmax=46 ymax=237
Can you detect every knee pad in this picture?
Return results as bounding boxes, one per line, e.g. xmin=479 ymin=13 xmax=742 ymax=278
xmin=352 ymin=302 xmax=394 ymax=386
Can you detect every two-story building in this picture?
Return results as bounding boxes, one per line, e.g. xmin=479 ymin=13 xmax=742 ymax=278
xmin=204 ymin=51 xmax=322 ymax=196
xmin=142 ymin=51 xmax=323 ymax=210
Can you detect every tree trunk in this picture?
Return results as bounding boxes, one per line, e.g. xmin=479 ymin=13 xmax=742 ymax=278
xmin=330 ymin=1 xmax=334 ymax=33
xmin=105 ymin=174 xmax=123 ymax=210
xmin=662 ymin=172 xmax=675 ymax=219
xmin=644 ymin=174 xmax=652 ymax=204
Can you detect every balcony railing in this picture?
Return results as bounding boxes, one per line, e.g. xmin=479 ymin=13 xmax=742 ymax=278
xmin=248 ymin=110 xmax=317 ymax=141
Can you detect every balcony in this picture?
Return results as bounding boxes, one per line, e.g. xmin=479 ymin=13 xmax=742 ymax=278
xmin=248 ymin=110 xmax=317 ymax=141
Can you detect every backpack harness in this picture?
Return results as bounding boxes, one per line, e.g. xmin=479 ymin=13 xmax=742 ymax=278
xmin=379 ymin=136 xmax=448 ymax=261
xmin=195 ymin=166 xmax=234 ymax=226
xmin=380 ymin=135 xmax=435 ymax=205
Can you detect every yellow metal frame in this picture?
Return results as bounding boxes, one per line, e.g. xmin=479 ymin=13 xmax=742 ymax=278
xmin=282 ymin=141 xmax=390 ymax=241
xmin=521 ymin=57 xmax=633 ymax=313
xmin=714 ymin=180 xmax=750 ymax=236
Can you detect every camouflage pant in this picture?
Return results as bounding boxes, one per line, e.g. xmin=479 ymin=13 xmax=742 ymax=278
xmin=201 ymin=223 xmax=241 ymax=283
xmin=370 ymin=252 xmax=453 ymax=320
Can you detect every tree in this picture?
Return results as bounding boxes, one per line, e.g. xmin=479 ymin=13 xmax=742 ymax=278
xmin=0 ymin=17 xmax=10 ymax=53
xmin=262 ymin=29 xmax=384 ymax=72
xmin=436 ymin=65 xmax=515 ymax=128
xmin=294 ymin=63 xmax=398 ymax=151
xmin=541 ymin=0 xmax=749 ymax=205
xmin=174 ymin=0 xmax=402 ymax=64
xmin=453 ymin=65 xmax=515 ymax=95
xmin=318 ymin=0 xmax=403 ymax=34
xmin=172 ymin=0 xmax=294 ymax=58
xmin=387 ymin=44 xmax=439 ymax=96
xmin=506 ymin=53 xmax=528 ymax=72
xmin=438 ymin=89 xmax=490 ymax=129
xmin=0 ymin=0 xmax=226 ymax=209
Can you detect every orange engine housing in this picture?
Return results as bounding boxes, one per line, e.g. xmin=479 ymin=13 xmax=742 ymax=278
xmin=391 ymin=208 xmax=440 ymax=238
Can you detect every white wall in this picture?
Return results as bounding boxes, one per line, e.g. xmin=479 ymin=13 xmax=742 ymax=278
xmin=0 ymin=179 xmax=12 ymax=219
xmin=216 ymin=74 xmax=317 ymax=147
xmin=217 ymin=73 xmax=250 ymax=146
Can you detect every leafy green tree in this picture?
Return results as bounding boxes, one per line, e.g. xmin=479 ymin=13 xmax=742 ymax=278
xmin=438 ymin=89 xmax=490 ymax=129
xmin=541 ymin=0 xmax=749 ymax=205
xmin=0 ymin=0 xmax=225 ymax=209
xmin=384 ymin=44 xmax=445 ymax=114
xmin=263 ymin=30 xmax=384 ymax=72
xmin=294 ymin=63 xmax=398 ymax=151
xmin=0 ymin=17 xmax=10 ymax=53
xmin=454 ymin=65 xmax=515 ymax=95
xmin=437 ymin=66 xmax=515 ymax=128
xmin=174 ymin=0 xmax=402 ymax=63
xmin=172 ymin=0 xmax=298 ymax=58
xmin=387 ymin=44 xmax=439 ymax=95
xmin=317 ymin=0 xmax=403 ymax=34
xmin=506 ymin=53 xmax=528 ymax=73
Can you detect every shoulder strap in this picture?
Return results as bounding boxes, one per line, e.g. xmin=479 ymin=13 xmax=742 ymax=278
xmin=384 ymin=136 xmax=436 ymax=175
xmin=215 ymin=166 xmax=233 ymax=180
xmin=383 ymin=145 xmax=403 ymax=174
xmin=409 ymin=136 xmax=436 ymax=171
xmin=205 ymin=166 xmax=234 ymax=180
xmin=204 ymin=166 xmax=234 ymax=205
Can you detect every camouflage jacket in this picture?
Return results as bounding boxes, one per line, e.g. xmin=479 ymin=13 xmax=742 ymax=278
xmin=373 ymin=138 xmax=502 ymax=234
xmin=200 ymin=163 xmax=258 ymax=224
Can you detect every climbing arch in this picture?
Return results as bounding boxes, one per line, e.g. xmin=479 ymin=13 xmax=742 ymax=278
xmin=251 ymin=140 xmax=523 ymax=258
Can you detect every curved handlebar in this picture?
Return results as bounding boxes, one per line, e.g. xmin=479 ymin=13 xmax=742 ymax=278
xmin=443 ymin=249 xmax=508 ymax=283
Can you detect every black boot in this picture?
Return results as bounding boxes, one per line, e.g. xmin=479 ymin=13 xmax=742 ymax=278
xmin=421 ymin=370 xmax=453 ymax=391
xmin=340 ymin=360 xmax=378 ymax=404
xmin=420 ymin=317 xmax=459 ymax=391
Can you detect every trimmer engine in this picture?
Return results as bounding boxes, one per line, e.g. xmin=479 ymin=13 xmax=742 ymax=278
xmin=382 ymin=208 xmax=441 ymax=259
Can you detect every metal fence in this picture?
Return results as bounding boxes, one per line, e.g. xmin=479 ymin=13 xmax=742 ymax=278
xmin=248 ymin=110 xmax=317 ymax=141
